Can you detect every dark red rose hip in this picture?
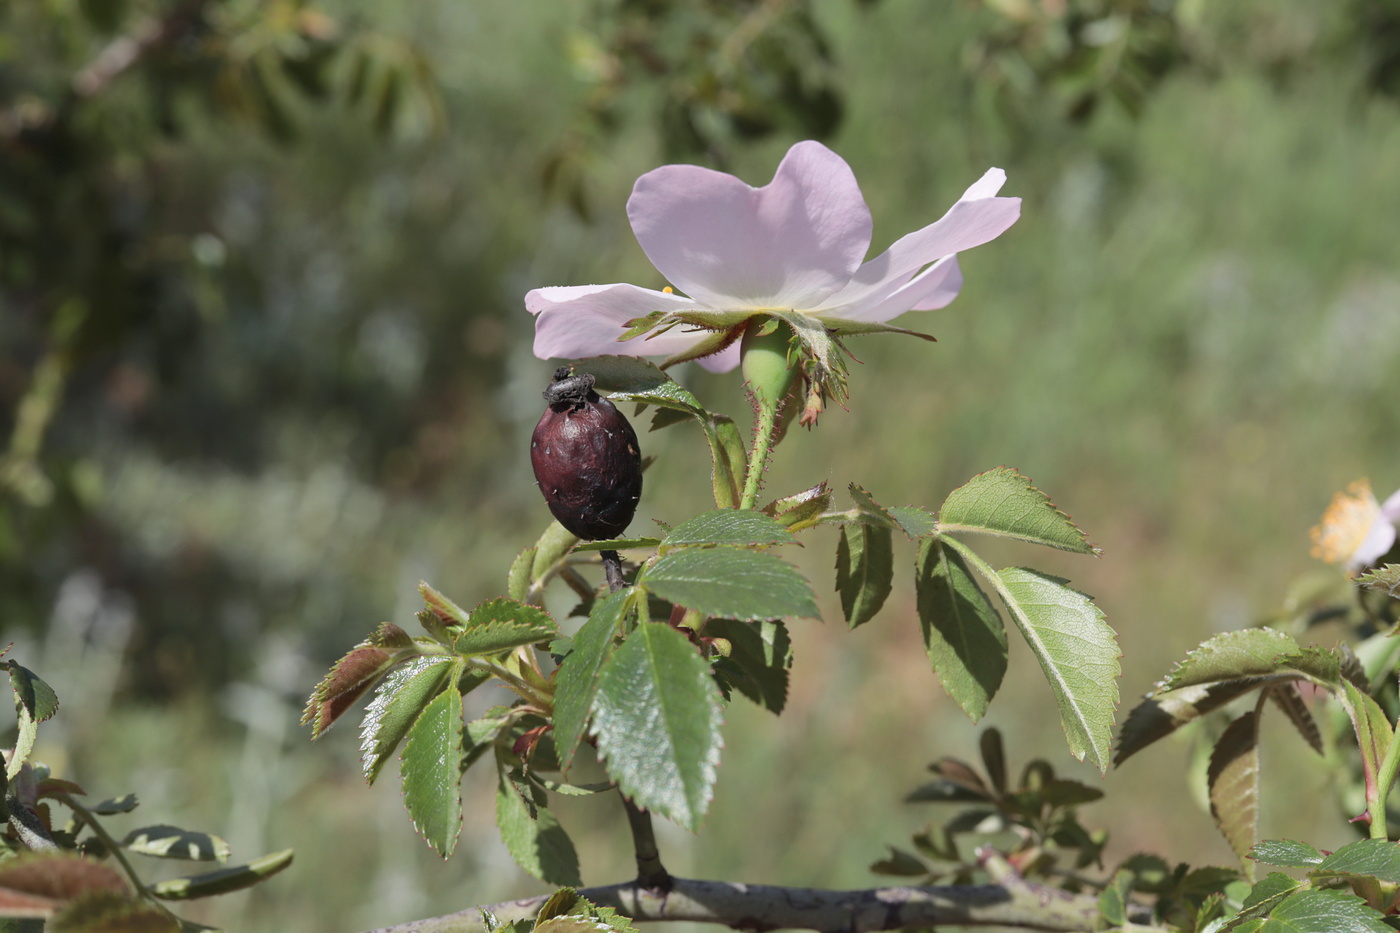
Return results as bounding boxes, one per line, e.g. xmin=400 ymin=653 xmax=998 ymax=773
xmin=530 ymin=368 xmax=642 ymax=540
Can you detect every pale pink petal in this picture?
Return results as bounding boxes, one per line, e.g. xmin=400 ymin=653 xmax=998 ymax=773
xmin=1380 ymin=487 xmax=1400 ymax=523
xmin=627 ymin=140 xmax=873 ymax=311
xmin=528 ymin=284 xmax=713 ymax=360
xmin=814 ymin=257 xmax=963 ymax=323
xmin=1354 ymin=520 xmax=1398 ymax=568
xmin=812 ymin=169 xmax=1019 ymax=315
xmin=694 ymin=341 xmax=743 ymax=373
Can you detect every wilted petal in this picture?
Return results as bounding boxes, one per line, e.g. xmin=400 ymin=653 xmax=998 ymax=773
xmin=528 ymin=284 xmax=712 ymax=360
xmin=627 ymin=140 xmax=873 ymax=311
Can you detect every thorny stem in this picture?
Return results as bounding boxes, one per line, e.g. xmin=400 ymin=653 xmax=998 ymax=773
xmin=739 ymin=399 xmax=780 ymax=510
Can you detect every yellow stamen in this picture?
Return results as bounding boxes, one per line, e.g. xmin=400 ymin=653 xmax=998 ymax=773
xmin=662 ymin=286 xmax=674 ymax=294
xmin=1310 ymin=479 xmax=1381 ymax=565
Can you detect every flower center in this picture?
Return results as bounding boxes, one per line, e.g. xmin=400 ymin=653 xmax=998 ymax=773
xmin=1310 ymin=479 xmax=1381 ymax=565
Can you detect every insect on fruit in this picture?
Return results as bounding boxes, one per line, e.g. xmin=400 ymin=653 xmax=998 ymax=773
xmin=530 ymin=367 xmax=642 ymax=541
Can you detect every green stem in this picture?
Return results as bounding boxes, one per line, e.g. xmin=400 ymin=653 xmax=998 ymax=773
xmin=466 ymin=658 xmax=552 ymax=713
xmin=1370 ymin=719 xmax=1400 ymax=839
xmin=621 ymin=796 xmax=671 ymax=892
xmin=739 ymin=399 xmax=779 ymax=510
xmin=57 ymin=792 xmax=182 ymax=924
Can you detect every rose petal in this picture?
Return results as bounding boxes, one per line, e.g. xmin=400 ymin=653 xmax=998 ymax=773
xmin=812 ymin=169 xmax=1019 ymax=315
xmin=1354 ymin=520 xmax=1398 ymax=568
xmin=627 ymin=140 xmax=873 ymax=311
xmin=528 ymin=284 xmax=714 ymax=360
xmin=693 ymin=341 xmax=742 ymax=373
xmin=816 ymin=256 xmax=964 ymax=323
xmin=1380 ymin=487 xmax=1400 ymax=523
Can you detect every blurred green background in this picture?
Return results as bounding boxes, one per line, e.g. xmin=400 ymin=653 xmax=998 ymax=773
xmin=4 ymin=0 xmax=1400 ymax=930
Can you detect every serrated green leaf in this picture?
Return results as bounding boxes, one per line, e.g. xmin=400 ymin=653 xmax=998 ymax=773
xmin=1208 ymin=711 xmax=1260 ymax=863
xmin=302 ymin=625 xmax=415 ymax=739
xmin=454 ymin=599 xmax=557 ymax=655
xmin=532 ymin=889 xmax=637 ymax=933
xmin=148 ymin=848 xmax=293 ymax=900
xmin=1268 ymin=685 xmax=1324 ymax=755
xmin=938 ymin=467 xmax=1096 ymax=555
xmin=420 ymin=582 xmax=471 ymax=627
xmin=888 ymin=506 xmax=938 ymax=539
xmin=1238 ymin=871 xmax=1303 ymax=912
xmin=359 ymin=657 xmax=455 ymax=784
xmin=494 ymin=778 xmax=582 ymax=886
xmin=401 ymin=686 xmax=465 ymax=857
xmin=915 ymin=539 xmax=1006 ymax=722
xmin=578 ymin=357 xmax=676 ymax=395
xmin=847 ymin=484 xmax=901 ymax=531
xmin=572 ymin=537 xmax=662 ymax=552
xmin=836 ymin=523 xmax=893 ymax=628
xmin=707 ymin=619 xmax=792 ymax=714
xmin=1356 ymin=564 xmax=1400 ymax=597
xmin=642 ymin=547 xmax=818 ymax=621
xmin=1250 ymin=840 xmax=1324 ymax=868
xmin=592 ymin=623 xmax=723 ymax=831
xmin=1311 ymin=838 xmax=1400 ymax=883
xmin=607 ymin=378 xmax=705 ymax=417
xmin=1115 ymin=679 xmax=1270 ymax=765
xmin=993 ymin=565 xmax=1119 ymax=769
xmin=121 ymin=826 xmax=229 ymax=862
xmin=553 ymin=589 xmax=630 ymax=771
xmin=8 ymin=664 xmax=58 ymax=723
xmin=663 ymin=510 xmax=796 ymax=548
xmin=764 ymin=483 xmax=832 ymax=531
xmin=1254 ymin=888 xmax=1392 ymax=933
xmin=1163 ymin=629 xmax=1304 ymax=690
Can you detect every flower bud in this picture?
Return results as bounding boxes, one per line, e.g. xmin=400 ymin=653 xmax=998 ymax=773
xmin=530 ymin=368 xmax=643 ymax=540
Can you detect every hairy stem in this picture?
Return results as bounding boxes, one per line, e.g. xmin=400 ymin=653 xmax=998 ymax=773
xmin=739 ymin=399 xmax=779 ymax=510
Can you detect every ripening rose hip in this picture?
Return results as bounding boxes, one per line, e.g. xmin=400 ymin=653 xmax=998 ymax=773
xmin=530 ymin=368 xmax=642 ymax=540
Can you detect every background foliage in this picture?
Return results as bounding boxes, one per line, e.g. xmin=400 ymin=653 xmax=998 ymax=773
xmin=4 ymin=0 xmax=1400 ymax=930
